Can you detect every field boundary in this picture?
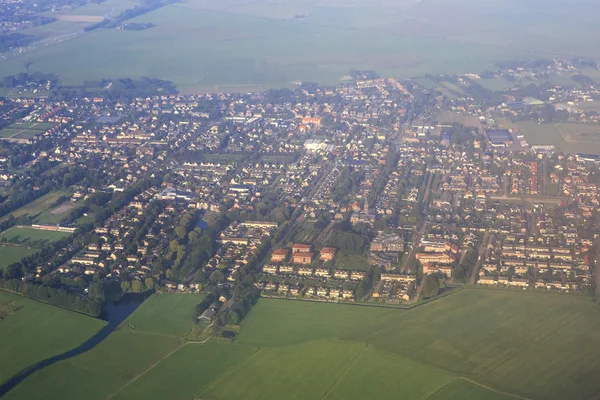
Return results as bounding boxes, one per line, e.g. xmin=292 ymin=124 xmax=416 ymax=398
xmin=318 ymin=343 xmax=367 ymax=400
xmin=194 ymin=347 xmax=260 ymax=400
xmin=106 ymin=340 xmax=187 ymax=400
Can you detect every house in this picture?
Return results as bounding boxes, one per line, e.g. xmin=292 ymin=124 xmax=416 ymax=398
xmin=279 ymin=265 xmax=294 ymax=274
xmin=320 ymin=247 xmax=337 ymax=261
xmin=293 ymin=252 xmax=314 ymax=265
xmin=380 ymin=273 xmax=416 ymax=283
xmin=292 ymin=243 xmax=313 ymax=253
xmin=317 ymin=287 xmax=328 ymax=297
xmin=509 ymin=278 xmax=528 ymax=287
xmin=271 ymin=248 xmax=289 ymax=262
xmin=350 ymin=271 xmax=366 ymax=281
xmin=334 ymin=270 xmax=350 ymax=280
xmin=315 ymin=268 xmax=330 ymax=277
xmin=342 ymin=290 xmax=354 ymax=299
xmin=298 ymin=267 xmax=313 ymax=276
xmin=478 ymin=276 xmax=496 ymax=285
xmin=263 ymin=265 xmax=278 ymax=274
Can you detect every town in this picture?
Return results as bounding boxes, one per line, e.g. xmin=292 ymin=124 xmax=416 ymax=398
xmin=0 ymin=58 xmax=599 ymax=324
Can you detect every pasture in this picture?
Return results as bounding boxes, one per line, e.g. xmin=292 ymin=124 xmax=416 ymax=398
xmin=0 ymin=246 xmax=38 ymax=269
xmin=7 ymin=290 xmax=600 ymax=400
xmin=0 ymin=291 xmax=105 ymax=385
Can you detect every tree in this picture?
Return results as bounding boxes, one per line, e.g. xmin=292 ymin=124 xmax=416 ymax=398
xmin=145 ymin=277 xmax=155 ymax=291
xmin=209 ymin=270 xmax=225 ymax=283
xmin=175 ymin=225 xmax=187 ymax=241
xmin=120 ymin=280 xmax=131 ymax=292
xmin=228 ymin=310 xmax=241 ymax=324
xmin=131 ymin=280 xmax=144 ymax=293
xmin=166 ymin=269 xmax=173 ymax=279
xmin=422 ymin=275 xmax=441 ymax=298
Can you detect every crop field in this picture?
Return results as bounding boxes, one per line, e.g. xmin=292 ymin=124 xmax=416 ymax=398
xmin=0 ymin=246 xmax=38 ymax=269
xmin=1 ymin=191 xmax=71 ymax=223
xmin=0 ymin=291 xmax=105 ymax=385
xmin=1 ymin=227 xmax=71 ymax=246
xmin=7 ymin=290 xmax=600 ymax=400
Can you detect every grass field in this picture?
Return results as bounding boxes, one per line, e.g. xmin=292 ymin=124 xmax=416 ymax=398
xmin=4 ymin=293 xmax=202 ymax=399
xmin=7 ymin=290 xmax=600 ymax=400
xmin=0 ymin=246 xmax=38 ymax=269
xmin=120 ymin=293 xmax=203 ymax=338
xmin=111 ymin=342 xmax=255 ymax=400
xmin=0 ymin=291 xmax=105 ymax=385
xmin=1 ymin=191 xmax=70 ymax=223
xmin=334 ymin=252 xmax=370 ymax=271
xmin=1 ymin=227 xmax=71 ymax=247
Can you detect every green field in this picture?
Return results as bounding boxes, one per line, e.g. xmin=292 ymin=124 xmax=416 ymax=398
xmin=5 ymin=0 xmax=591 ymax=91
xmin=111 ymin=342 xmax=255 ymax=400
xmin=1 ymin=191 xmax=71 ymax=223
xmin=334 ymin=252 xmax=370 ymax=271
xmin=7 ymin=290 xmax=600 ymax=400
xmin=120 ymin=293 xmax=203 ymax=337
xmin=1 ymin=227 xmax=71 ymax=247
xmin=0 ymin=246 xmax=38 ymax=269
xmin=0 ymin=291 xmax=105 ymax=385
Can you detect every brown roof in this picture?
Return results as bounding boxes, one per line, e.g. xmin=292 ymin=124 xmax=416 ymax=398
xmin=272 ymin=248 xmax=290 ymax=255
xmin=292 ymin=243 xmax=313 ymax=249
xmin=321 ymin=247 xmax=337 ymax=254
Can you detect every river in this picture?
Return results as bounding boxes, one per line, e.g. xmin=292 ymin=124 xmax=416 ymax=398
xmin=0 ymin=295 xmax=146 ymax=397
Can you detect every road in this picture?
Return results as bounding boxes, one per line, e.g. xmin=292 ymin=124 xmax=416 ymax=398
xmin=468 ymin=232 xmax=492 ymax=284
xmin=594 ymin=239 xmax=600 ymax=298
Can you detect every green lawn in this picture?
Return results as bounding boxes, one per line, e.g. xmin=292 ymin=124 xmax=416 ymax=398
xmin=0 ymin=246 xmax=38 ymax=269
xmin=1 ymin=227 xmax=71 ymax=247
xmin=120 ymin=293 xmax=204 ymax=338
xmin=0 ymin=292 xmax=105 ymax=385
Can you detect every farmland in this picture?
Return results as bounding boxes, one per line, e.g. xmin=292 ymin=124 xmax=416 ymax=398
xmin=5 ymin=0 xmax=599 ymax=91
xmin=6 ymin=290 xmax=600 ymax=399
xmin=0 ymin=292 xmax=105 ymax=385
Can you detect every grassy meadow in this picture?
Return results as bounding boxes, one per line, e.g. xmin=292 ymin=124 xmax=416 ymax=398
xmin=0 ymin=292 xmax=105 ymax=385
xmin=6 ymin=289 xmax=600 ymax=400
xmin=0 ymin=246 xmax=38 ymax=269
